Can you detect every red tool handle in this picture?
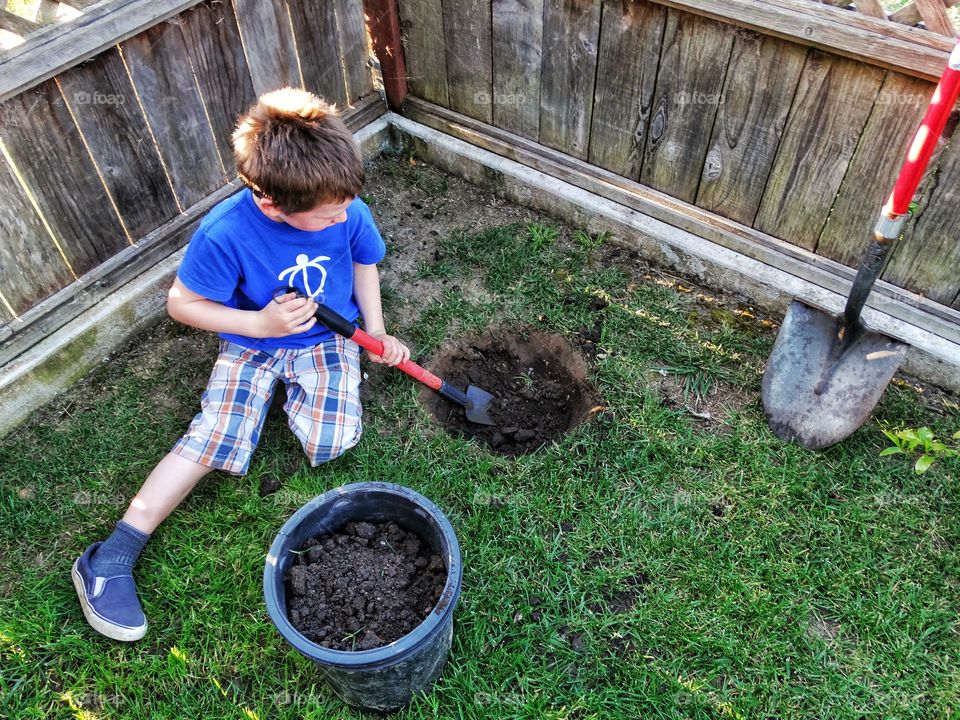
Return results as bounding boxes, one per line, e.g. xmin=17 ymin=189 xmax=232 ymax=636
xmin=884 ymin=41 xmax=960 ymax=218
xmin=349 ymin=327 xmax=444 ymax=392
xmin=271 ymin=287 xmax=445 ymax=392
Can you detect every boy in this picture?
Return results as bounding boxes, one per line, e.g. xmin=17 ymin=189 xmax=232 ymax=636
xmin=72 ymin=88 xmax=409 ymax=641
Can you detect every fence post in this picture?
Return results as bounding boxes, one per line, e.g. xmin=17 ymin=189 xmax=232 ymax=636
xmin=364 ymin=0 xmax=407 ymax=110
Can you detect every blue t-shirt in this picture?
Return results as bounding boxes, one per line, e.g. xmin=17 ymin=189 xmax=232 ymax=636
xmin=177 ymin=189 xmax=386 ymax=350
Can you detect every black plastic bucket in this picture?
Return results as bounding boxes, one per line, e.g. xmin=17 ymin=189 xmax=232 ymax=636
xmin=263 ymin=482 xmax=462 ymax=713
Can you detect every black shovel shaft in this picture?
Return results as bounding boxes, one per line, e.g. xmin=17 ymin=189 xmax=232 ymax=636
xmin=842 ymin=238 xmax=892 ymax=332
xmin=437 ymin=382 xmax=470 ymax=408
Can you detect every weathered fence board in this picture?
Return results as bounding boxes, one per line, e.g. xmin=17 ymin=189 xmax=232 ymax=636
xmin=335 ymin=0 xmax=374 ymax=102
xmin=695 ymin=31 xmax=806 ymax=225
xmin=491 ymin=0 xmax=543 ymax=140
xmin=441 ymin=0 xmax=492 ymax=122
xmin=122 ymin=21 xmax=227 ymax=207
xmin=55 ymin=50 xmax=180 ymax=239
xmin=179 ymin=0 xmax=256 ymax=169
xmin=588 ymin=0 xmax=665 ymax=179
xmin=648 ymin=0 xmax=953 ymax=81
xmin=398 ymin=0 xmax=448 ymax=106
xmin=815 ymin=73 xmax=932 ymax=266
xmin=0 ymin=154 xmax=70 ymax=315
xmin=755 ymin=50 xmax=883 ymax=249
xmin=287 ymin=0 xmax=350 ymax=106
xmin=881 ymin=136 xmax=960 ymax=305
xmin=0 ymin=0 xmax=206 ymax=104
xmin=912 ymin=0 xmax=956 ymax=36
xmin=639 ymin=10 xmax=734 ymax=203
xmin=233 ymin=0 xmax=301 ymax=95
xmin=0 ymin=79 xmax=130 ymax=273
xmin=539 ymin=0 xmax=602 ymax=159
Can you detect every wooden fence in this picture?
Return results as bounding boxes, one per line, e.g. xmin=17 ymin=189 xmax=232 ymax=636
xmin=0 ymin=0 xmax=384 ymax=365
xmin=397 ymin=0 xmax=960 ymax=311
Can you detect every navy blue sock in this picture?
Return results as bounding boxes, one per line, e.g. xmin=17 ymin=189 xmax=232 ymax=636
xmin=90 ymin=520 xmax=151 ymax=577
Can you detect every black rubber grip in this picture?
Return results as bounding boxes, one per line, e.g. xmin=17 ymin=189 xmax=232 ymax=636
xmin=313 ymin=303 xmax=358 ymax=339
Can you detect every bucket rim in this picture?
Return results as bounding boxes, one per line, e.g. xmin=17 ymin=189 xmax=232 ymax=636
xmin=263 ymin=481 xmax=462 ymax=668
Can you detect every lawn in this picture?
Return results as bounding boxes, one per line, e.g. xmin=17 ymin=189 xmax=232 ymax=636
xmin=1 ymin=154 xmax=958 ymax=719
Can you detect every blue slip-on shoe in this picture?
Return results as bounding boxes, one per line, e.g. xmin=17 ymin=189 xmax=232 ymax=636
xmin=72 ymin=541 xmax=148 ymax=641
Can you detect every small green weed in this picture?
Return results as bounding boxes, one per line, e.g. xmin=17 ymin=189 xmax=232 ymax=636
xmin=575 ymin=229 xmax=609 ymax=254
xmin=526 ymin=223 xmax=558 ymax=251
xmin=880 ymin=424 xmax=960 ymax=473
xmin=653 ymin=365 xmax=721 ymax=405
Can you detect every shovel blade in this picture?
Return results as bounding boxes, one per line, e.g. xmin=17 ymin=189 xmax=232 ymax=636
xmin=762 ymin=301 xmax=907 ymax=450
xmin=465 ymin=385 xmax=496 ymax=426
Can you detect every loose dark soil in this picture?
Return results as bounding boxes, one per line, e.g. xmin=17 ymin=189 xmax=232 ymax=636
xmin=285 ymin=521 xmax=447 ymax=651
xmin=422 ymin=330 xmax=597 ymax=454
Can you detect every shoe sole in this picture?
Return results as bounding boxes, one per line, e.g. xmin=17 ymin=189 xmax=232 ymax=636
xmin=71 ymin=559 xmax=148 ymax=642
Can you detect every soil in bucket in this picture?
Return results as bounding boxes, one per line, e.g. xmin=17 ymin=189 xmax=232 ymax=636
xmin=284 ymin=521 xmax=447 ymax=651
xmin=422 ymin=329 xmax=597 ymax=455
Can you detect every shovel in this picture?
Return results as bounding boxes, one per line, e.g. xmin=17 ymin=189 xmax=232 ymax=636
xmin=762 ymin=40 xmax=960 ymax=450
xmin=273 ymin=288 xmax=496 ymax=425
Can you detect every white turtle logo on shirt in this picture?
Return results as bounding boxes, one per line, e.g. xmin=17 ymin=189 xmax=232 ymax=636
xmin=277 ymin=254 xmax=331 ymax=298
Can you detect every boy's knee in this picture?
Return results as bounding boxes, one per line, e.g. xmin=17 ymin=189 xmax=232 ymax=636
xmin=305 ymin=425 xmax=362 ymax=466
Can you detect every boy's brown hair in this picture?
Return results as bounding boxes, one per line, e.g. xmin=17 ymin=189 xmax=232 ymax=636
xmin=232 ymin=87 xmax=364 ymax=213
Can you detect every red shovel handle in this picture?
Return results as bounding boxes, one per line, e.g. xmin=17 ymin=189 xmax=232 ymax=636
xmin=350 ymin=327 xmax=443 ymax=392
xmin=272 ymin=287 xmax=445 ymax=392
xmin=885 ymin=41 xmax=960 ymax=218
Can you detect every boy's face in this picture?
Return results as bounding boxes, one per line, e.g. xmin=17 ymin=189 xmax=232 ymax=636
xmin=255 ymin=195 xmax=353 ymax=232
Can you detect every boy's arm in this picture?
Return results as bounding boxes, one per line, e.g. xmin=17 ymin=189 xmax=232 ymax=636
xmin=167 ymin=277 xmax=317 ymax=338
xmin=352 ymin=263 xmax=410 ymax=366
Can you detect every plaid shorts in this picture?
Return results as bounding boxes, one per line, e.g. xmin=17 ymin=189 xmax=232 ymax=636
xmin=172 ymin=336 xmax=363 ymax=476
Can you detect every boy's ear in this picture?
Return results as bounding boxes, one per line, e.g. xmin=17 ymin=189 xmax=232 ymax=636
xmin=255 ymin=195 xmax=286 ymax=219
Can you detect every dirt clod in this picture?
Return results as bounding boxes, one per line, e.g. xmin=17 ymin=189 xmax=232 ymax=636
xmin=285 ymin=521 xmax=447 ymax=651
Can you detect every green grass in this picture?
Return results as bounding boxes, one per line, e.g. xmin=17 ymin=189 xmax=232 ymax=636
xmin=1 ymin=215 xmax=958 ymax=719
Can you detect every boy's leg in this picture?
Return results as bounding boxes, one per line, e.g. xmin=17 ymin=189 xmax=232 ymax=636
xmin=72 ymin=455 xmax=212 ymax=642
xmin=74 ymin=341 xmax=280 ymax=641
xmin=285 ymin=336 xmax=363 ymax=466
xmin=121 ymin=452 xmax=213 ymax=534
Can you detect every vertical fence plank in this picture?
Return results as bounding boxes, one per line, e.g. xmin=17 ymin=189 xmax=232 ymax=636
xmin=287 ymin=0 xmax=350 ymax=106
xmin=816 ymin=73 xmax=931 ymax=266
xmin=695 ymin=32 xmax=807 ymax=225
xmin=179 ymin=0 xmax=256 ymax=169
xmin=233 ymin=0 xmax=301 ymax=96
xmin=491 ymin=0 xmax=543 ymax=140
xmin=442 ymin=0 xmax=492 ymax=122
xmin=335 ymin=0 xmax=374 ymax=102
xmin=881 ymin=136 xmax=960 ymax=304
xmin=539 ymin=0 xmax=601 ymax=159
xmin=56 ymin=50 xmax=180 ymax=239
xmin=121 ymin=21 xmax=227 ymax=208
xmin=0 ymin=79 xmax=129 ymax=273
xmin=755 ymin=50 xmax=883 ymax=250
xmin=588 ymin=0 xmax=665 ymax=179
xmin=398 ymin=0 xmax=448 ymax=106
xmin=0 ymin=152 xmax=71 ymax=314
xmin=639 ymin=10 xmax=734 ymax=203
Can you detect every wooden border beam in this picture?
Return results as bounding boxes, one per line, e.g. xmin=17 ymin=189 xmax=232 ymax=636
xmin=400 ymin=97 xmax=960 ymax=345
xmin=648 ymin=0 xmax=954 ymax=81
xmin=0 ymin=0 xmax=205 ymax=103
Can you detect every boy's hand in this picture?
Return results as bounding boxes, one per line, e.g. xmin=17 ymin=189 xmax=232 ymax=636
xmin=367 ymin=331 xmax=411 ymax=366
xmin=255 ymin=292 xmax=317 ymax=337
